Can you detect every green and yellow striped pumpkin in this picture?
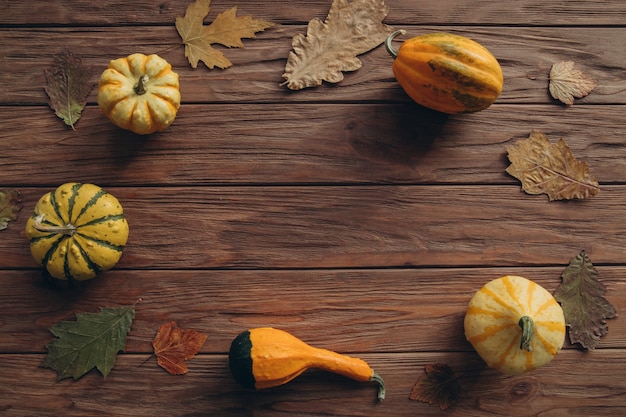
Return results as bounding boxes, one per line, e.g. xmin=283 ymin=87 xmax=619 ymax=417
xmin=464 ymin=275 xmax=565 ymax=375
xmin=25 ymin=183 xmax=129 ymax=281
xmin=385 ymin=30 xmax=503 ymax=114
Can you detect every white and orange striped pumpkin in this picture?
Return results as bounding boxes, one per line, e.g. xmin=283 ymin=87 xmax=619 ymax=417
xmin=464 ymin=275 xmax=565 ymax=375
xmin=25 ymin=183 xmax=129 ymax=281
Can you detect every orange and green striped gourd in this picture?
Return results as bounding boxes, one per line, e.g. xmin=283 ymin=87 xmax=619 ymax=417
xmin=228 ymin=327 xmax=386 ymax=401
xmin=464 ymin=275 xmax=566 ymax=375
xmin=25 ymin=183 xmax=129 ymax=281
xmin=386 ymin=29 xmax=503 ymax=114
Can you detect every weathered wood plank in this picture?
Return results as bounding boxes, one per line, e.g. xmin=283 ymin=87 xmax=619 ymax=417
xmin=0 ymin=104 xmax=623 ymax=186
xmin=0 ymin=268 xmax=623 ymax=354
xmin=3 ymin=186 xmax=624 ymax=270
xmin=1 ymin=26 xmax=623 ymax=105
xmin=2 ymin=0 xmax=626 ymax=26
xmin=1 ymin=351 xmax=625 ymax=416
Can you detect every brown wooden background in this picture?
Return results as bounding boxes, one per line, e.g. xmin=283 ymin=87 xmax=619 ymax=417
xmin=1 ymin=1 xmax=625 ymax=416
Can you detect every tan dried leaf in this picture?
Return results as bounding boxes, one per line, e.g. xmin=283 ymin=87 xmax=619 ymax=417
xmin=506 ymin=131 xmax=600 ymax=201
xmin=176 ymin=0 xmax=275 ymax=69
xmin=549 ymin=61 xmax=597 ymax=105
xmin=282 ymin=0 xmax=394 ymax=90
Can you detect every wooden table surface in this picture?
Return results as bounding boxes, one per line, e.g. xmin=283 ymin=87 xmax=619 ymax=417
xmin=1 ymin=1 xmax=625 ymax=416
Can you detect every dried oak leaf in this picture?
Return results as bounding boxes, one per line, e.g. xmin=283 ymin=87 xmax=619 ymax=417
xmin=44 ymin=49 xmax=94 ymax=129
xmin=282 ymin=0 xmax=394 ymax=90
xmin=176 ymin=0 xmax=275 ymax=69
xmin=152 ymin=321 xmax=208 ymax=375
xmin=505 ymin=130 xmax=600 ymax=201
xmin=554 ymin=250 xmax=618 ymax=350
xmin=42 ymin=305 xmax=135 ymax=380
xmin=0 ymin=189 xmax=22 ymax=231
xmin=409 ymin=363 xmax=461 ymax=411
xmin=549 ymin=61 xmax=597 ymax=105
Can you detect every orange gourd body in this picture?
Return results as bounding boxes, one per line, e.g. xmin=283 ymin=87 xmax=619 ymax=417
xmin=97 ymin=53 xmax=180 ymax=135
xmin=228 ymin=327 xmax=385 ymax=400
xmin=464 ymin=275 xmax=566 ymax=375
xmin=386 ymin=30 xmax=503 ymax=114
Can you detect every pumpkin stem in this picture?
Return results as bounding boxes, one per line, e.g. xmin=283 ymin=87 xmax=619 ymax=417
xmin=33 ymin=214 xmax=77 ymax=237
xmin=134 ymin=74 xmax=149 ymax=95
xmin=518 ymin=316 xmax=534 ymax=352
xmin=385 ymin=29 xmax=406 ymax=59
xmin=371 ymin=371 xmax=386 ymax=401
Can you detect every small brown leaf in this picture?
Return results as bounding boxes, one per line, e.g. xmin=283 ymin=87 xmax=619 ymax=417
xmin=153 ymin=321 xmax=208 ymax=375
xmin=0 ymin=189 xmax=22 ymax=231
xmin=175 ymin=0 xmax=275 ymax=69
xmin=282 ymin=0 xmax=394 ymax=90
xmin=409 ymin=363 xmax=461 ymax=411
xmin=549 ymin=61 xmax=597 ymax=105
xmin=554 ymin=251 xmax=618 ymax=350
xmin=506 ymin=131 xmax=600 ymax=200
xmin=44 ymin=49 xmax=94 ymax=129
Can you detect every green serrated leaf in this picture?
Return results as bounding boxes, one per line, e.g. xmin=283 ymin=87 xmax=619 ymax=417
xmin=0 ymin=189 xmax=22 ymax=231
xmin=44 ymin=48 xmax=94 ymax=129
xmin=42 ymin=305 xmax=135 ymax=380
xmin=554 ymin=250 xmax=618 ymax=350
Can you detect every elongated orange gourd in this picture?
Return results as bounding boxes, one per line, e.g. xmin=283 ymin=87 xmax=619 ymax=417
xmin=464 ymin=275 xmax=566 ymax=375
xmin=228 ymin=327 xmax=385 ymax=400
xmin=386 ymin=29 xmax=503 ymax=114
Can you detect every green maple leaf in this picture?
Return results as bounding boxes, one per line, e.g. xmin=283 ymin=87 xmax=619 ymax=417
xmin=42 ymin=305 xmax=136 ymax=380
xmin=0 ymin=189 xmax=22 ymax=231
xmin=554 ymin=250 xmax=618 ymax=350
xmin=44 ymin=48 xmax=94 ymax=129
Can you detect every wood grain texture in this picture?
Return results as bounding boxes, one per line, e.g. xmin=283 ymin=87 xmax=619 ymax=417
xmin=1 ymin=26 xmax=623 ymax=105
xmin=1 ymin=0 xmax=624 ymax=415
xmin=1 ymin=351 xmax=625 ymax=417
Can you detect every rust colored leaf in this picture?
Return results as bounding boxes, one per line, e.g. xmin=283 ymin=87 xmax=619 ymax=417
xmin=554 ymin=251 xmax=618 ymax=350
xmin=282 ymin=0 xmax=394 ymax=90
xmin=0 ymin=189 xmax=22 ymax=231
xmin=409 ymin=363 xmax=461 ymax=411
xmin=549 ymin=61 xmax=597 ymax=105
xmin=153 ymin=321 xmax=208 ymax=375
xmin=506 ymin=131 xmax=600 ymax=201
xmin=175 ymin=0 xmax=275 ymax=69
xmin=44 ymin=49 xmax=94 ymax=129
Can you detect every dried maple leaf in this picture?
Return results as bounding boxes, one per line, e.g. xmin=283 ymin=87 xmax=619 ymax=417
xmin=176 ymin=0 xmax=275 ymax=69
xmin=409 ymin=363 xmax=461 ymax=411
xmin=152 ymin=321 xmax=208 ymax=375
xmin=42 ymin=305 xmax=135 ymax=380
xmin=505 ymin=131 xmax=600 ymax=201
xmin=282 ymin=0 xmax=394 ymax=90
xmin=0 ymin=189 xmax=22 ymax=231
xmin=549 ymin=61 xmax=597 ymax=105
xmin=554 ymin=250 xmax=618 ymax=350
xmin=44 ymin=49 xmax=94 ymax=129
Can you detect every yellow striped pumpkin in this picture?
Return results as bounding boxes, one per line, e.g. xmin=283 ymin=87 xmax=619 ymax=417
xmin=385 ymin=30 xmax=503 ymax=114
xmin=25 ymin=183 xmax=129 ymax=281
xmin=464 ymin=275 xmax=565 ymax=375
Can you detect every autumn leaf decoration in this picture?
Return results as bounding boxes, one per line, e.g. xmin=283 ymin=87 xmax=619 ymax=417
xmin=282 ymin=0 xmax=395 ymax=90
xmin=42 ymin=305 xmax=136 ymax=380
xmin=409 ymin=363 xmax=461 ymax=411
xmin=554 ymin=250 xmax=618 ymax=350
xmin=506 ymin=131 xmax=600 ymax=201
xmin=44 ymin=49 xmax=95 ymax=129
xmin=0 ymin=189 xmax=22 ymax=231
xmin=152 ymin=321 xmax=208 ymax=375
xmin=549 ymin=61 xmax=597 ymax=105
xmin=176 ymin=0 xmax=275 ymax=69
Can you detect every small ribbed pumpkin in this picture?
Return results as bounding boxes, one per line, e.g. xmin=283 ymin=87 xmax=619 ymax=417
xmin=464 ymin=275 xmax=566 ymax=375
xmin=25 ymin=183 xmax=129 ymax=281
xmin=97 ymin=53 xmax=180 ymax=135
xmin=386 ymin=30 xmax=503 ymax=114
